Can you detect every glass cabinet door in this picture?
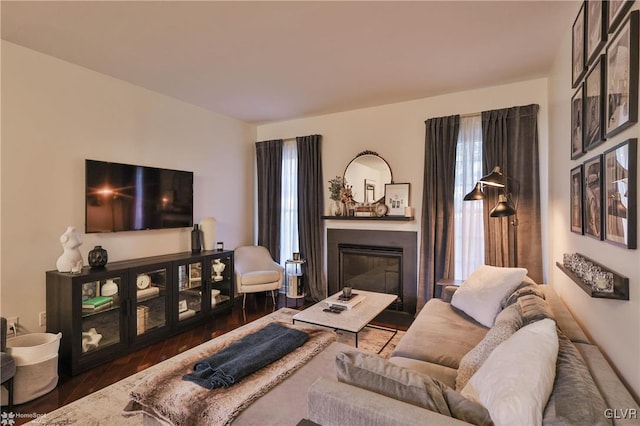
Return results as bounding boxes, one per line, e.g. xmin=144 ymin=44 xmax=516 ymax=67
xmin=176 ymin=260 xmax=203 ymax=322
xmin=132 ymin=266 xmax=169 ymax=337
xmin=209 ymin=255 xmax=232 ymax=310
xmin=80 ymin=276 xmax=122 ymax=354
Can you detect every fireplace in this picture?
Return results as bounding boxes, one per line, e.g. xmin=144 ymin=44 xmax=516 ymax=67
xmin=327 ymin=229 xmax=417 ymax=315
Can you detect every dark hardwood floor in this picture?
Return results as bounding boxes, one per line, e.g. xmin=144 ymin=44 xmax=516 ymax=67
xmin=7 ymin=293 xmax=407 ymax=425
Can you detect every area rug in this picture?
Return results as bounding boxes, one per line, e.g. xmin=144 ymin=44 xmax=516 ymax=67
xmin=26 ymin=308 xmax=405 ymax=426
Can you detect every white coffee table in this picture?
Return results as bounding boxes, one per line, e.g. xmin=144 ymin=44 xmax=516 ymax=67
xmin=292 ymin=290 xmax=398 ymax=350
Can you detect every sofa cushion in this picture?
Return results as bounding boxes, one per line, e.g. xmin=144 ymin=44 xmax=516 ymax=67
xmin=455 ymin=303 xmax=523 ymax=391
xmin=501 ymin=280 xmax=545 ymax=308
xmin=389 ymin=357 xmax=457 ymax=390
xmin=239 ymin=270 xmax=280 ymax=286
xmin=336 ymin=350 xmax=493 ymax=426
xmin=391 ymin=299 xmax=488 ymax=370
xmin=518 ymin=294 xmax=554 ymax=325
xmin=462 ymin=318 xmax=559 ymax=426
xmin=451 ymin=265 xmax=527 ymax=327
xmin=543 ymin=331 xmax=611 ymax=425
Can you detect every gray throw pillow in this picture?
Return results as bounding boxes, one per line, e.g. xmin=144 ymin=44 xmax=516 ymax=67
xmin=518 ymin=294 xmax=554 ymax=325
xmin=502 ymin=281 xmax=545 ymax=308
xmin=543 ymin=331 xmax=612 ymax=425
xmin=455 ymin=303 xmax=523 ymax=391
xmin=336 ymin=350 xmax=493 ymax=426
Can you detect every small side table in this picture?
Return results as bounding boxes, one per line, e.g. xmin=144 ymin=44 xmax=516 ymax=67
xmin=285 ymin=259 xmax=306 ymax=308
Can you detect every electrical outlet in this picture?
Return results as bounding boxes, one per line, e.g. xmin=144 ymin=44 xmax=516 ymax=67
xmin=7 ymin=316 xmax=18 ymax=334
xmin=39 ymin=311 xmax=47 ymax=327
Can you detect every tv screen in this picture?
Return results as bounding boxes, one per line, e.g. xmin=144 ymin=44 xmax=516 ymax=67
xmin=85 ymin=160 xmax=193 ymax=233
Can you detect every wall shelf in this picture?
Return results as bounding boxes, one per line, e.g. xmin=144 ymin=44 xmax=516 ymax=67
xmin=322 ymin=215 xmax=414 ymax=221
xmin=555 ymin=253 xmax=629 ymax=300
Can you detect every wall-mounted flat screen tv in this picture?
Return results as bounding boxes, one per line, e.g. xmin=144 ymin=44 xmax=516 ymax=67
xmin=85 ymin=159 xmax=193 ymax=233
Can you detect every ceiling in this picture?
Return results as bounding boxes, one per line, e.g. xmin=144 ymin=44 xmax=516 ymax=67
xmin=1 ymin=1 xmax=578 ymax=124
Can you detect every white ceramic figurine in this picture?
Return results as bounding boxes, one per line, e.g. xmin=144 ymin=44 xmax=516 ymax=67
xmin=56 ymin=226 xmax=83 ymax=273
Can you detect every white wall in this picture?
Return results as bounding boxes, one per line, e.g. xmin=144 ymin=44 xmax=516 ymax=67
xmin=257 ymin=78 xmax=550 ymax=278
xmin=0 ymin=42 xmax=256 ymax=333
xmin=547 ymin=5 xmax=640 ymax=399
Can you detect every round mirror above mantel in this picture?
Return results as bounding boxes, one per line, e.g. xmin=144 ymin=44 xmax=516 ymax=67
xmin=343 ymin=151 xmax=392 ymax=204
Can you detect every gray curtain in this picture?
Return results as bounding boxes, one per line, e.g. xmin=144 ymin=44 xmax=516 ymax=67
xmin=419 ymin=116 xmax=460 ymax=309
xmin=481 ymin=104 xmax=542 ymax=283
xmin=255 ymin=139 xmax=283 ymax=262
xmin=297 ymin=135 xmax=326 ymax=302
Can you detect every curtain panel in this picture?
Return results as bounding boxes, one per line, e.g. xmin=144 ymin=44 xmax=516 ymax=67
xmin=419 ymin=116 xmax=460 ymax=309
xmin=255 ymin=139 xmax=283 ymax=262
xmin=481 ymin=104 xmax=542 ymax=283
xmin=296 ymin=134 xmax=326 ymax=302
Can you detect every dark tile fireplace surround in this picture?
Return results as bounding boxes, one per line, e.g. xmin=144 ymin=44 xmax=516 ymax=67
xmin=327 ymin=229 xmax=417 ymax=317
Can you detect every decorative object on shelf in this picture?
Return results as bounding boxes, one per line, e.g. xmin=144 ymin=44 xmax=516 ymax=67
xmin=136 ymin=274 xmax=151 ymax=290
xmin=571 ymin=84 xmax=585 ymax=159
xmin=583 ymin=155 xmax=603 ymax=240
xmin=56 ymin=226 xmax=83 ymax=273
xmin=340 ymin=185 xmax=354 ymax=216
xmin=584 ymin=55 xmax=605 ymax=151
xmin=343 ymin=151 xmax=392 ymax=204
xmin=572 ymin=2 xmax=586 ymax=87
xmin=293 ymin=252 xmax=300 ymax=261
xmin=212 ymin=259 xmax=226 ymax=282
xmin=328 ymin=175 xmax=347 ymax=216
xmin=605 ymin=11 xmax=638 ymax=138
xmin=88 ymin=245 xmax=108 ymax=269
xmin=191 ymin=224 xmax=202 ymax=253
xmin=603 ymin=139 xmax=636 ymax=248
xmin=101 ymin=279 xmax=118 ymax=297
xmin=199 ymin=217 xmax=216 ymax=251
xmin=216 ymin=242 xmax=224 ymax=251
xmin=81 ymin=282 xmax=99 ymax=301
xmin=404 ymin=206 xmax=414 ymax=218
xmin=385 ymin=183 xmax=410 ymax=216
xmin=375 ymin=203 xmax=389 ymax=217
xmin=81 ymin=327 xmax=103 ymax=353
xmin=178 ymin=300 xmax=188 ymax=313
xmin=570 ymin=165 xmax=584 ymax=234
xmin=342 ymin=286 xmax=352 ymax=298
xmin=586 ymin=0 xmax=607 ymax=67
xmin=559 ymin=253 xmax=625 ymax=297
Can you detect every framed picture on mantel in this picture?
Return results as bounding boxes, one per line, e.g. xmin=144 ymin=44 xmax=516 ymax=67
xmin=385 ymin=183 xmax=410 ymax=216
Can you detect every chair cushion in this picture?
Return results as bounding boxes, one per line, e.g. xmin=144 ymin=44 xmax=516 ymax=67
xmin=240 ymin=270 xmax=280 ymax=286
xmin=1 ymin=352 xmax=16 ymax=381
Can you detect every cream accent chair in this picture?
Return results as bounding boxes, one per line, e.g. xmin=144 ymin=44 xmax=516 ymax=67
xmin=234 ymin=246 xmax=284 ymax=309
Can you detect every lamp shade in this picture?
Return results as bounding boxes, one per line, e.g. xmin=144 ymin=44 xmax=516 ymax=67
xmin=490 ymin=194 xmax=516 ymax=217
xmin=463 ymin=182 xmax=485 ymax=200
xmin=480 ymin=166 xmax=505 ymax=187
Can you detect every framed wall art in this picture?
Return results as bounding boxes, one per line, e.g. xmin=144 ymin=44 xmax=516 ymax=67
xmin=385 ymin=183 xmax=410 ymax=216
xmin=608 ymin=0 xmax=634 ymax=34
xmin=583 ymin=154 xmax=603 ymax=240
xmin=584 ymin=55 xmax=605 ymax=150
xmin=603 ymin=138 xmax=636 ymax=249
xmin=605 ymin=10 xmax=638 ymax=138
xmin=586 ymin=0 xmax=607 ymax=66
xmin=571 ymin=84 xmax=585 ymax=159
xmin=572 ymin=2 xmax=586 ymax=87
xmin=571 ymin=165 xmax=584 ymax=234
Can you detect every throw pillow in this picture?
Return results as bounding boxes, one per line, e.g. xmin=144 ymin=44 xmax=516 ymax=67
xmin=461 ymin=318 xmax=559 ymax=426
xmin=518 ymin=294 xmax=554 ymax=325
xmin=455 ymin=303 xmax=523 ymax=391
xmin=336 ymin=350 xmax=493 ymax=426
xmin=451 ymin=265 xmax=528 ymax=327
xmin=501 ymin=281 xmax=545 ymax=308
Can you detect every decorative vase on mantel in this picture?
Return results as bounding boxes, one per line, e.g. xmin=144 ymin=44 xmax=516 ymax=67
xmin=330 ymin=200 xmax=343 ymax=216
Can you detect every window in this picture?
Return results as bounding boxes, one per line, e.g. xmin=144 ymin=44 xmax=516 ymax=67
xmin=280 ymin=140 xmax=299 ymax=266
xmin=453 ymin=115 xmax=484 ymax=280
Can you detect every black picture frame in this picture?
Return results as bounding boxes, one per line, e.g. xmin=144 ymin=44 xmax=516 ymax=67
xmin=605 ymin=11 xmax=639 ymax=138
xmin=571 ymin=165 xmax=584 ymax=234
xmin=586 ymin=1 xmax=608 ymax=66
xmin=608 ymin=0 xmax=634 ymax=34
xmin=583 ymin=154 xmax=603 ymax=240
xmin=571 ymin=84 xmax=585 ymax=159
xmin=573 ymin=3 xmax=587 ymax=88
xmin=584 ymin=55 xmax=606 ymax=150
xmin=603 ymin=138 xmax=636 ymax=249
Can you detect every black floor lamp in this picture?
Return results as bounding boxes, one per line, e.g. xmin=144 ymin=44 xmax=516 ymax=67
xmin=464 ymin=166 xmax=520 ymax=267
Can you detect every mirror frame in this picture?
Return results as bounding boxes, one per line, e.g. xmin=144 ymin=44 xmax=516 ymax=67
xmin=343 ymin=150 xmax=393 ymax=204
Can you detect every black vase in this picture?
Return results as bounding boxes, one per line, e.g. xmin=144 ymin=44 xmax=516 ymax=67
xmin=191 ymin=224 xmax=202 ymax=254
xmin=88 ymin=245 xmax=108 ymax=268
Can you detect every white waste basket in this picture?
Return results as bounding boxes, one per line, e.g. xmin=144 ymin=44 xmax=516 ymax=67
xmin=2 ymin=332 xmax=61 ymax=404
